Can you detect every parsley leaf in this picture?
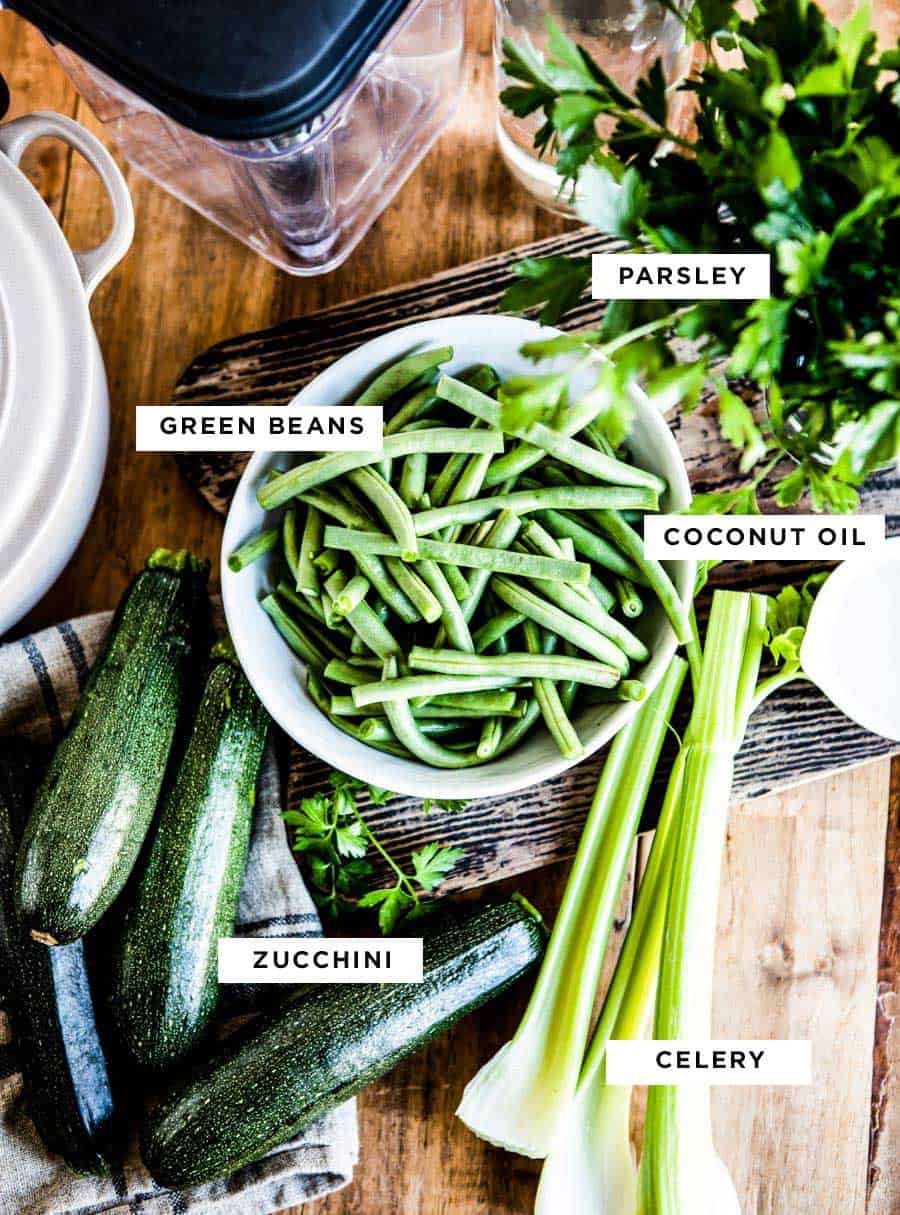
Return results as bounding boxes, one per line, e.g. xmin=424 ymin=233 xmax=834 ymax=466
xmin=284 ymin=774 xmax=465 ymax=933
xmin=499 ymin=1 xmax=900 ymax=511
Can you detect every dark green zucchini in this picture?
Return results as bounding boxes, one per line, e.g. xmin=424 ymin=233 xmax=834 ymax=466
xmin=110 ymin=642 xmax=270 ymax=1073
xmin=15 ymin=549 xmax=209 ymax=945
xmin=0 ymin=742 xmax=121 ymax=1175
xmin=142 ymin=898 xmax=545 ymax=1188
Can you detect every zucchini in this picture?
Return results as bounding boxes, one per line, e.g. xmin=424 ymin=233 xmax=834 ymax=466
xmin=142 ymin=898 xmax=545 ymax=1188
xmin=110 ymin=642 xmax=270 ymax=1073
xmin=0 ymin=742 xmax=121 ymax=1175
xmin=15 ymin=549 xmax=210 ymax=945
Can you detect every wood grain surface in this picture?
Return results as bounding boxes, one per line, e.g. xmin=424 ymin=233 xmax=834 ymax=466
xmin=1 ymin=3 xmax=898 ymax=1214
xmin=168 ymin=238 xmax=900 ymax=891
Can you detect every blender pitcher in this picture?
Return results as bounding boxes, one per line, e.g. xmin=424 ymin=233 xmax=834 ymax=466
xmin=6 ymin=0 xmax=465 ymax=275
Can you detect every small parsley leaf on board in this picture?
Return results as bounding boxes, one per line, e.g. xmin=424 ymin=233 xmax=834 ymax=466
xmin=284 ymin=775 xmax=465 ymax=933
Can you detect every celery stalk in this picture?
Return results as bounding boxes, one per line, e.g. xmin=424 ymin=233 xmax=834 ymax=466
xmin=534 ymin=745 xmax=686 ymax=1214
xmin=457 ymin=657 xmax=687 ymax=1157
xmin=638 ymin=591 xmax=768 ymax=1215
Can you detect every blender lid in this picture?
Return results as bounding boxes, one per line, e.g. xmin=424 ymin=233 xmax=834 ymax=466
xmin=9 ymin=0 xmax=416 ymax=141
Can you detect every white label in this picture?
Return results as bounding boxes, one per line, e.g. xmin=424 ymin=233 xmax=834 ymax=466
xmin=217 ymin=936 xmax=423 ymax=984
xmin=644 ymin=514 xmax=887 ymax=561
xmin=592 ymin=254 xmax=771 ymax=299
xmin=136 ymin=405 xmax=384 ymax=452
xmin=606 ymin=1040 xmax=812 ymax=1086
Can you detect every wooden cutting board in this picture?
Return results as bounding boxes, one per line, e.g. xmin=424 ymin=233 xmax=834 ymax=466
xmin=172 ymin=225 xmax=900 ymax=893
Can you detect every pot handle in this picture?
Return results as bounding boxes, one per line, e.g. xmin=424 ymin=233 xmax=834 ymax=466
xmin=0 ymin=111 xmax=134 ymax=300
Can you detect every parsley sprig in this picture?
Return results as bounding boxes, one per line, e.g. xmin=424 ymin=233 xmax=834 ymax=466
xmin=499 ymin=0 xmax=900 ymax=511
xmin=283 ymin=773 xmax=465 ymax=933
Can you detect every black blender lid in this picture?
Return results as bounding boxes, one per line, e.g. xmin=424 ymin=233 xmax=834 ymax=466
xmin=9 ymin=0 xmax=415 ymax=141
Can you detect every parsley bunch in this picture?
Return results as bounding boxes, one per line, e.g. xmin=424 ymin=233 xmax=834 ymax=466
xmin=283 ymin=772 xmax=465 ymax=933
xmin=500 ymin=0 xmax=900 ymax=511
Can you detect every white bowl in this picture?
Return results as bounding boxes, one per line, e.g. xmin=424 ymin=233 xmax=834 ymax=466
xmin=222 ymin=315 xmax=695 ymax=799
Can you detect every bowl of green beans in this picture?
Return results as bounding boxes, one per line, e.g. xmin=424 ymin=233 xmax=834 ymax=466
xmin=221 ymin=315 xmax=695 ymax=799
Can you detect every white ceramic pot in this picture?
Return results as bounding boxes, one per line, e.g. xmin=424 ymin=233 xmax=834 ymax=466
xmin=0 ymin=111 xmax=134 ymax=636
xmin=222 ymin=314 xmax=696 ymax=800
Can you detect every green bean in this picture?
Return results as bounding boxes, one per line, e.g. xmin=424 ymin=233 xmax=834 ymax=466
xmin=492 ymin=577 xmax=630 ymax=674
xmin=295 ymin=505 xmax=322 ymax=596
xmin=359 ymin=717 xmax=465 ymax=743
xmin=352 ymin=673 xmax=523 ymax=708
xmin=472 ymin=610 xmax=526 ymax=654
xmin=353 ymin=552 xmax=418 ymax=624
xmin=408 ymin=646 xmax=624 ymax=689
xmin=436 ymin=375 xmax=665 ymax=493
xmin=523 ymin=620 xmax=584 ymax=760
xmin=354 ymin=553 xmax=417 ymax=621
xmin=491 ymin=630 xmax=558 ymax=756
xmin=462 ymin=364 xmax=502 ymax=395
xmin=589 ymin=573 xmax=617 ymax=614
xmin=516 ymin=569 xmax=648 ymax=663
xmin=307 ymin=670 xmax=409 ymax=757
xmin=277 ymin=579 xmax=329 ymax=627
xmin=384 ymin=386 xmax=439 ymax=435
xmin=259 ymin=428 xmax=503 ymax=510
xmin=430 ymin=690 xmax=517 ymax=712
xmin=331 ymin=695 xmax=382 ymax=716
xmin=583 ymin=681 xmax=648 ymax=704
xmin=537 ymin=509 xmax=643 ymax=580
xmin=399 ymin=452 xmax=428 ymax=508
xmin=390 ymin=363 xmax=497 ymax=439
xmin=302 ymin=489 xmax=371 ymax=530
xmin=417 ymin=703 xmax=525 ymax=720
xmin=320 ymin=589 xmax=341 ymax=629
xmin=521 ymin=517 xmax=619 ymax=614
xmin=457 ymin=510 xmax=522 ymax=625
xmin=431 ymin=451 xmax=473 ymax=507
xmin=477 ymin=717 xmax=503 ymax=759
xmin=312 ymin=548 xmax=341 ymax=577
xmin=587 ymin=508 xmax=692 ymax=644
xmin=283 ymin=506 xmax=301 ymax=585
xmin=355 ymin=346 xmax=453 ymax=407
xmin=448 ymin=450 xmax=494 ymax=507
xmin=274 ymin=588 xmax=348 ymax=658
xmin=482 ymin=393 xmax=609 ymax=488
xmin=227 ymin=527 xmax=279 ymax=572
xmin=332 ymin=696 xmax=523 ymax=720
xmin=417 ymin=560 xmax=474 ymax=652
xmin=384 ymin=557 xmax=442 ymax=623
xmin=324 ymin=570 xmax=400 ymax=660
xmin=615 ymin=576 xmax=644 ymax=618
xmin=322 ymin=526 xmax=589 ymax=584
xmin=324 ymin=658 xmax=378 ymax=686
xmin=443 ymin=563 xmax=471 ymax=602
xmin=261 ymin=594 xmax=328 ymax=670
xmin=379 ymin=658 xmax=481 ymax=767
xmin=346 ymin=465 xmax=419 ymax=561
xmin=334 ymin=574 xmax=370 ymax=617
xmin=411 ymin=485 xmax=656 ymax=536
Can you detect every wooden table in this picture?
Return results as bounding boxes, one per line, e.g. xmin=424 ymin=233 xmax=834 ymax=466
xmin=2 ymin=3 xmax=898 ymax=1212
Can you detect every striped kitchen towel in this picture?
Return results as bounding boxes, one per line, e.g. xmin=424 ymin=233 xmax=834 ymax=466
xmin=0 ymin=611 xmax=358 ymax=1215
